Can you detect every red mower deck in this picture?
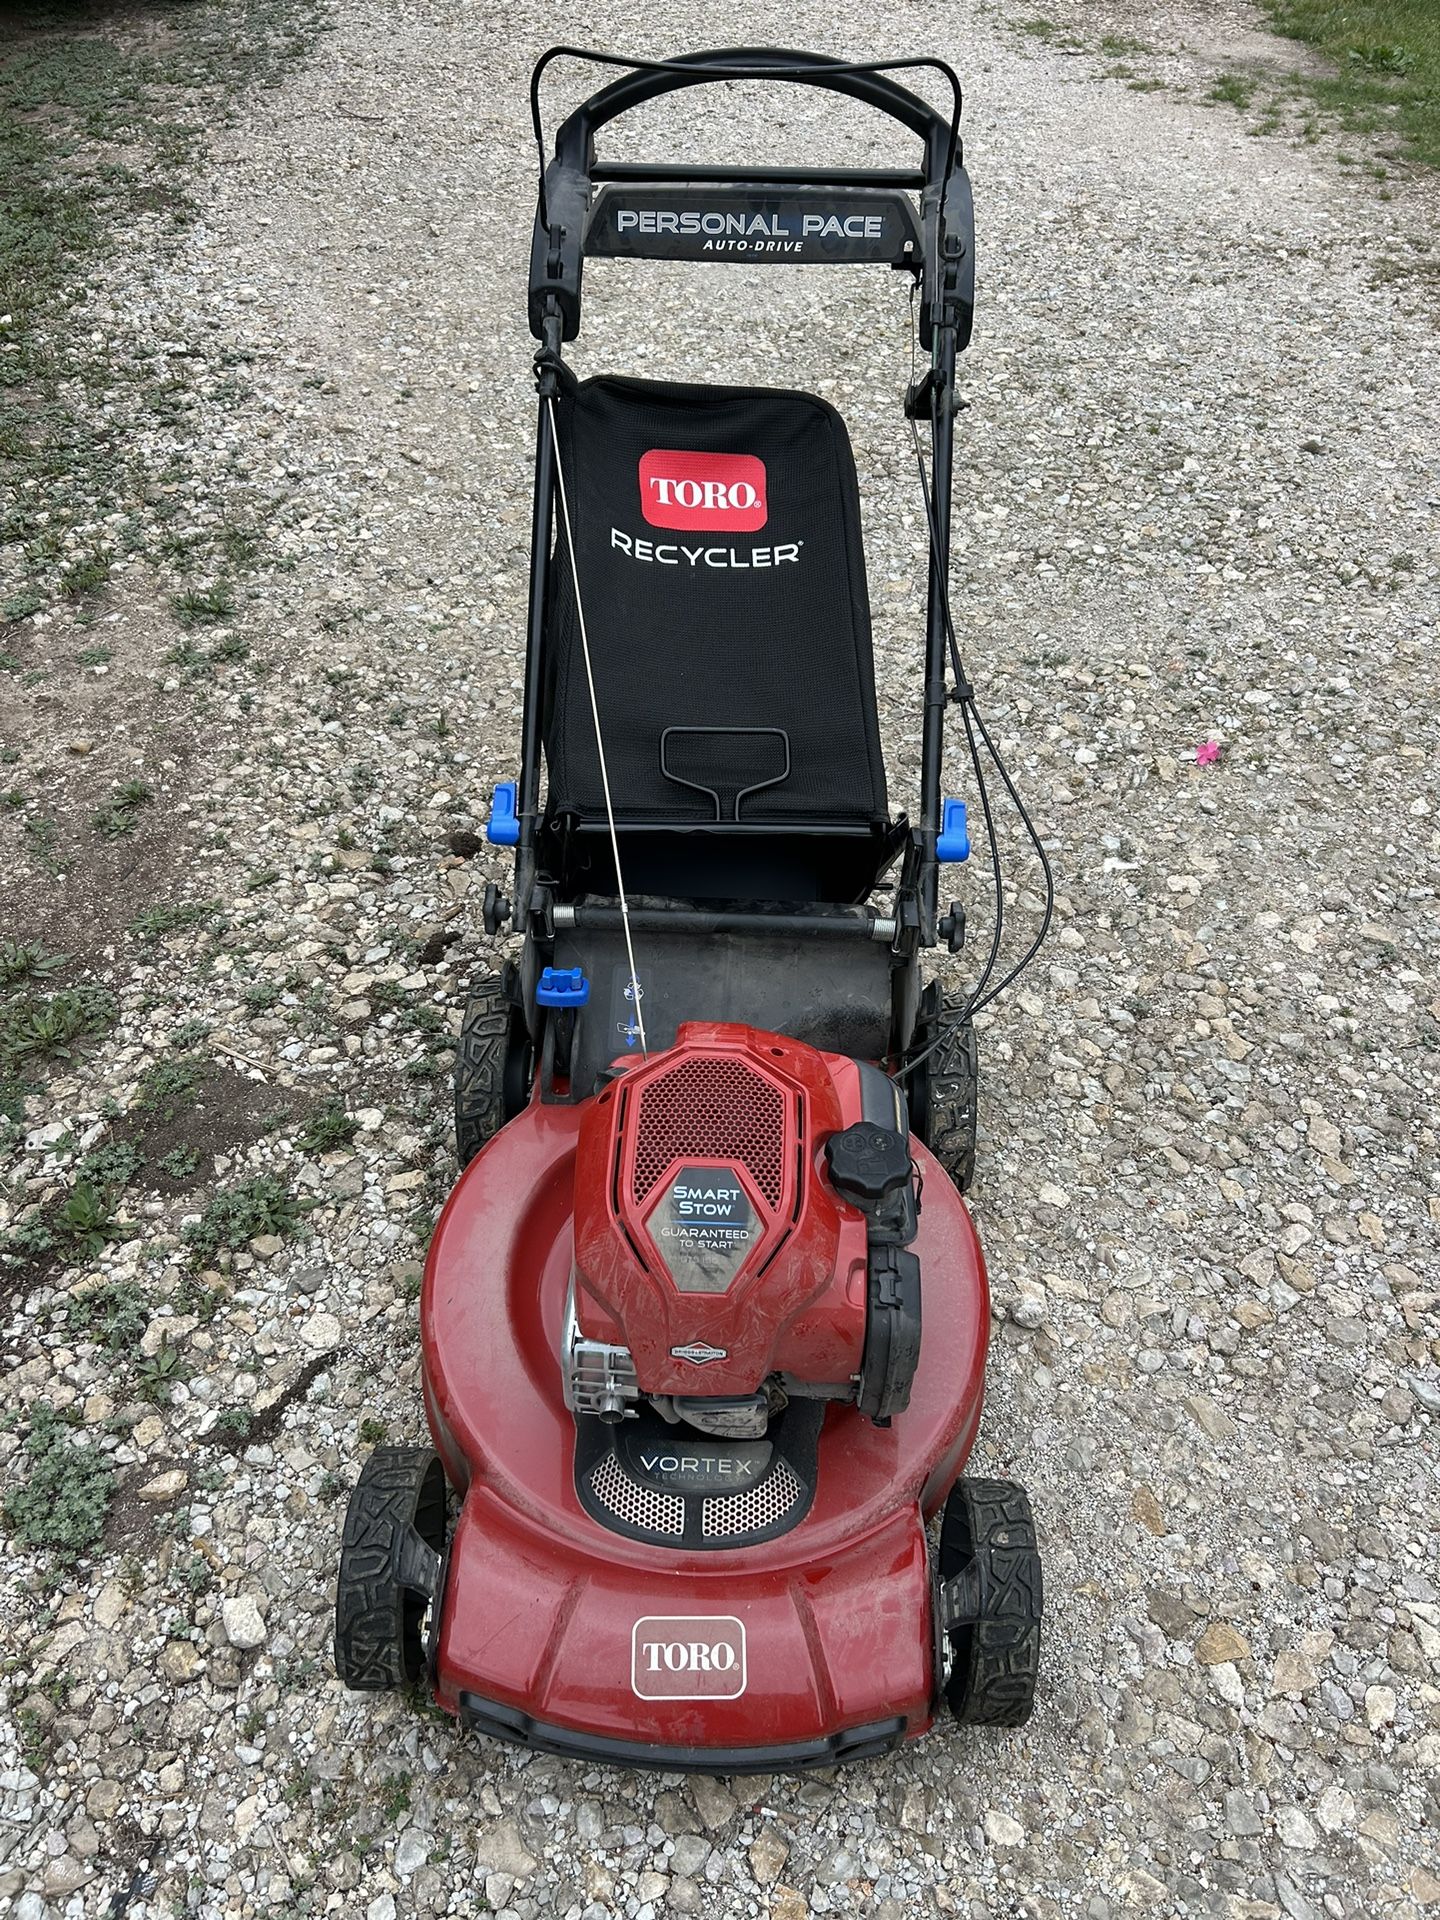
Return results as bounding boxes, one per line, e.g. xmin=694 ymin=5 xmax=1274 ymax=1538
xmin=421 ymin=1098 xmax=987 ymax=1764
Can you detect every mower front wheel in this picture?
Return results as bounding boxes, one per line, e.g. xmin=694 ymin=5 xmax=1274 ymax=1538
xmin=334 ymin=1446 xmax=447 ymax=1690
xmin=939 ymin=1477 xmax=1042 ymax=1728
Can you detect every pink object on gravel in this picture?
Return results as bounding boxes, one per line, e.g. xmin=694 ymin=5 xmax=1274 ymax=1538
xmin=1196 ymin=741 xmax=1221 ymax=765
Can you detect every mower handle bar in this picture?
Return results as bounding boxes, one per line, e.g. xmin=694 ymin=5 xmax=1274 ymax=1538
xmin=528 ymin=47 xmax=973 ymax=349
xmin=533 ymin=46 xmax=962 ymax=201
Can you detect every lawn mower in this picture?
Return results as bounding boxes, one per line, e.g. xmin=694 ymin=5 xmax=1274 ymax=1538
xmin=335 ymin=45 xmax=1052 ymax=1770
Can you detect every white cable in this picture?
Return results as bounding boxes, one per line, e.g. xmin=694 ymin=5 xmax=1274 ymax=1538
xmin=545 ymin=395 xmax=648 ymax=1057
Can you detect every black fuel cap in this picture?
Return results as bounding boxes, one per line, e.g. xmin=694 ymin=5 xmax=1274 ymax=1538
xmin=825 ymin=1122 xmax=911 ymax=1208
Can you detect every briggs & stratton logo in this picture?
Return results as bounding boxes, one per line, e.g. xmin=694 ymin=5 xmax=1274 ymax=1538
xmin=639 ymin=450 xmax=767 ymax=532
xmin=669 ymin=1341 xmax=728 ymax=1365
xmin=631 ymin=1615 xmax=747 ymax=1700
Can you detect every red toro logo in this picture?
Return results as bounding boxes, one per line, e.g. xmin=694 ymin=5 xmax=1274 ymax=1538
xmin=639 ymin=450 xmax=767 ymax=532
xmin=631 ymin=1615 xmax=747 ymax=1700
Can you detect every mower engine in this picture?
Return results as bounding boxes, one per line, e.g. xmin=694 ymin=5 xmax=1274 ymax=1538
xmin=564 ymin=1023 xmax=921 ymax=1440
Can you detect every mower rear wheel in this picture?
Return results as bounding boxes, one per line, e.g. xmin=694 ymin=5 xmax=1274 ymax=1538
xmin=454 ymin=972 xmax=529 ymax=1168
xmin=334 ymin=1446 xmax=447 ymax=1691
xmin=939 ymin=1477 xmax=1042 ymax=1728
xmin=914 ymin=988 xmax=979 ymax=1193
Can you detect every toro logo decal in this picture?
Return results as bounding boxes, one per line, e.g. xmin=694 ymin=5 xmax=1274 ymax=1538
xmin=639 ymin=450 xmax=767 ymax=532
xmin=632 ymin=1616 xmax=747 ymax=1700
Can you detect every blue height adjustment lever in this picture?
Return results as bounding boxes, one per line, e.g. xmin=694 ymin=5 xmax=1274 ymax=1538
xmin=486 ymin=781 xmax=519 ymax=847
xmin=937 ymin=798 xmax=970 ymax=862
xmin=536 ymin=967 xmax=589 ymax=1009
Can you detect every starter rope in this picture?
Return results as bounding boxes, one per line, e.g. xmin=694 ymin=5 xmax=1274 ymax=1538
xmin=545 ymin=395 xmax=648 ymax=1057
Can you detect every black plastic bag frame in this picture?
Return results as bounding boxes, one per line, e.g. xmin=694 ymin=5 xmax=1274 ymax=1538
xmin=514 ymin=45 xmax=973 ymax=997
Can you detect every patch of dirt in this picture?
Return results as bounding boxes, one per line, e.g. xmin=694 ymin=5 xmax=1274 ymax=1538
xmin=107 ymin=1057 xmax=296 ymax=1194
xmin=97 ymin=1819 xmax=159 ymax=1915
xmin=1022 ymin=0 xmax=1330 ymax=72
xmin=0 ymin=633 xmax=210 ymax=965
xmin=101 ymin=1477 xmax=165 ymax=1557
xmin=0 ymin=1056 xmax=297 ymax=1316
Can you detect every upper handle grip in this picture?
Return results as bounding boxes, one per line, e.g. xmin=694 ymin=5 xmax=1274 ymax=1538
xmin=537 ymin=46 xmax=961 ymax=188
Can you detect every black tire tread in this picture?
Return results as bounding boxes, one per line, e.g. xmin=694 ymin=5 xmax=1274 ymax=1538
xmin=334 ymin=1446 xmax=446 ymax=1691
xmin=924 ymin=993 xmax=979 ymax=1194
xmin=454 ymin=974 xmax=510 ymax=1169
xmin=939 ymin=1476 xmax=1042 ymax=1728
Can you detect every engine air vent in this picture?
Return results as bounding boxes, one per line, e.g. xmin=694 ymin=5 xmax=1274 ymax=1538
xmin=631 ymin=1057 xmax=786 ymax=1210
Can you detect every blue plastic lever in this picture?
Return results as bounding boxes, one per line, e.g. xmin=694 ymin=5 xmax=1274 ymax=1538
xmin=937 ymin=798 xmax=970 ymax=862
xmin=486 ymin=781 xmax=519 ymax=847
xmin=536 ymin=966 xmax=589 ymax=1009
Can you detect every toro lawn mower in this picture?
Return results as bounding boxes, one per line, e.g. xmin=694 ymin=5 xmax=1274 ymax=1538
xmin=335 ymin=45 xmax=1053 ymax=1770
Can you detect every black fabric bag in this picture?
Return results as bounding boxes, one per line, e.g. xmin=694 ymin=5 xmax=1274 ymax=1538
xmin=544 ymin=375 xmax=888 ymax=827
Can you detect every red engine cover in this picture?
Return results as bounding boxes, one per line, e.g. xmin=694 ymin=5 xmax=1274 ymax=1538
xmin=571 ymin=1024 xmax=872 ymax=1398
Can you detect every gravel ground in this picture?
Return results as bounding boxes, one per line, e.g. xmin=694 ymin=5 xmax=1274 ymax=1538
xmin=2 ymin=2 xmax=1438 ymax=1916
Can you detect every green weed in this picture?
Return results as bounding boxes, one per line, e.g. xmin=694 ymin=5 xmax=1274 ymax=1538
xmin=156 ymin=1144 xmax=200 ymax=1181
xmin=136 ymin=1337 xmax=189 ymax=1404
xmin=183 ymin=1174 xmax=300 ymax=1259
xmin=75 ymin=1140 xmax=144 ymax=1188
xmin=212 ymin=1408 xmax=254 ymax=1445
xmin=171 ymin=584 xmax=235 ymax=625
xmin=296 ymin=1099 xmax=358 ymax=1155
xmin=91 ymin=778 xmax=153 ymax=838
xmin=60 ymin=551 xmax=111 ymax=599
xmin=0 ymin=986 xmax=114 ymax=1069
xmin=0 ymin=939 xmax=67 ymax=988
xmin=2 ymin=1402 xmax=115 ymax=1566
xmin=67 ymin=1277 xmax=148 ymax=1353
xmin=128 ymin=900 xmax=219 ymax=943
xmin=135 ymin=1053 xmax=203 ymax=1124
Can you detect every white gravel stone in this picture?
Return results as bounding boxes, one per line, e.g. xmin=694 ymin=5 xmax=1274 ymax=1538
xmin=1365 ymin=1684 xmax=1397 ymax=1729
xmin=394 ymin=1829 xmax=428 ymax=1876
xmin=220 ymin=1594 xmax=267 ymax=1650
xmin=299 ymin=1311 xmax=343 ymax=1350
xmin=984 ymin=1810 xmax=1025 ymax=1847
xmin=1276 ymin=1807 xmax=1319 ymax=1851
xmin=475 ymin=1820 xmax=536 ymax=1880
xmin=138 ymin=1468 xmax=188 ymax=1501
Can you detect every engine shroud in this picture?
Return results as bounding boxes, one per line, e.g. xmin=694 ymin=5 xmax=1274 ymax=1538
xmin=571 ymin=1023 xmax=872 ymax=1400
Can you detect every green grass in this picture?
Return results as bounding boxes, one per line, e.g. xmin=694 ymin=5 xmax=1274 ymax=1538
xmin=1258 ymin=0 xmax=1440 ymax=166
xmin=1210 ymin=72 xmax=1260 ymax=109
